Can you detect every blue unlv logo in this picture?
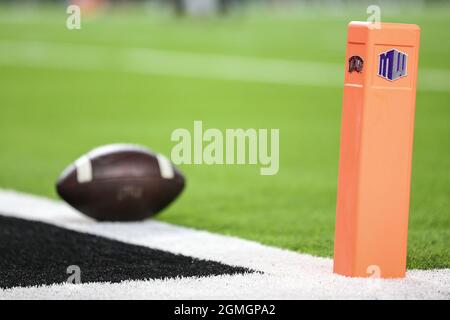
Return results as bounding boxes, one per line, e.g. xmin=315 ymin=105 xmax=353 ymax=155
xmin=378 ymin=49 xmax=407 ymax=81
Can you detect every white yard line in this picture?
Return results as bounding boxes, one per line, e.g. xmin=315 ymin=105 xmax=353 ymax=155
xmin=0 ymin=189 xmax=449 ymax=299
xmin=0 ymin=40 xmax=449 ymax=92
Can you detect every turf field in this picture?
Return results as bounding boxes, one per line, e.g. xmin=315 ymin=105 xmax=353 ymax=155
xmin=0 ymin=3 xmax=449 ymax=270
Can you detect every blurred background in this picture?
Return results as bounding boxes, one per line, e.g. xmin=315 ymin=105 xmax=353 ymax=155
xmin=0 ymin=0 xmax=449 ymax=269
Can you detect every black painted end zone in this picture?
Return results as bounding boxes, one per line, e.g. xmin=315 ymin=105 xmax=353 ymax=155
xmin=0 ymin=215 xmax=253 ymax=289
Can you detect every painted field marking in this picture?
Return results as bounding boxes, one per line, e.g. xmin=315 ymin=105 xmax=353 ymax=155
xmin=0 ymin=40 xmax=449 ymax=92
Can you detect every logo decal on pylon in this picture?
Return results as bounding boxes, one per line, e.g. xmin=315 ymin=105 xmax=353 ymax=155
xmin=378 ymin=49 xmax=407 ymax=81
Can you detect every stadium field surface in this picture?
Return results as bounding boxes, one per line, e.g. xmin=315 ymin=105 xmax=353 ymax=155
xmin=0 ymin=4 xmax=449 ymax=271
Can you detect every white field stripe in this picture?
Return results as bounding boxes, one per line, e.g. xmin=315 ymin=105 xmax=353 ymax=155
xmin=0 ymin=40 xmax=449 ymax=92
xmin=0 ymin=189 xmax=449 ymax=300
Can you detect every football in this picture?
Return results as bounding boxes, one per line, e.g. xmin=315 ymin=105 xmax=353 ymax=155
xmin=56 ymin=144 xmax=185 ymax=221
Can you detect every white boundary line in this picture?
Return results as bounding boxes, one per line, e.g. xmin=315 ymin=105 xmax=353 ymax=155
xmin=0 ymin=40 xmax=449 ymax=92
xmin=0 ymin=189 xmax=449 ymax=299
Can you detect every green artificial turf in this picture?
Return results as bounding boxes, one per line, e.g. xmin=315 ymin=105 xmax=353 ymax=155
xmin=0 ymin=3 xmax=448 ymax=269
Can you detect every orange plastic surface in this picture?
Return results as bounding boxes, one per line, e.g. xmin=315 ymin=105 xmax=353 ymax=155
xmin=333 ymin=22 xmax=421 ymax=278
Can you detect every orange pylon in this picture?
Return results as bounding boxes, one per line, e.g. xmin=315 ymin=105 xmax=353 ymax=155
xmin=334 ymin=22 xmax=421 ymax=278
